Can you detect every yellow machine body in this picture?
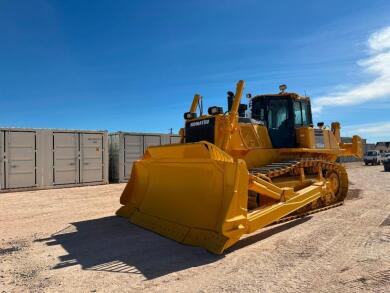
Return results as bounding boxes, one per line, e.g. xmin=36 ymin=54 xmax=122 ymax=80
xmin=117 ymin=80 xmax=363 ymax=254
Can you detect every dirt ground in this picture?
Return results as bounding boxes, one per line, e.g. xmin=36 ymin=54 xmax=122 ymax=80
xmin=0 ymin=162 xmax=389 ymax=293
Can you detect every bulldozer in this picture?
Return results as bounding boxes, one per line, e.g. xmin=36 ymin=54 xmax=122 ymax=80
xmin=117 ymin=80 xmax=363 ymax=254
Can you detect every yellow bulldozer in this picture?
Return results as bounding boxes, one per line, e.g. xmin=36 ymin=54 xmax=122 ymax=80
xmin=117 ymin=80 xmax=362 ymax=254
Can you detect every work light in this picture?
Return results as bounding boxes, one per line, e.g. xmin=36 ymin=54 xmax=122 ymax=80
xmin=208 ymin=106 xmax=223 ymax=115
xmin=184 ymin=112 xmax=197 ymax=120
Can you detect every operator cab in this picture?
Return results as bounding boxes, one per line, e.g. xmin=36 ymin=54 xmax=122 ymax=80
xmin=250 ymin=87 xmax=313 ymax=148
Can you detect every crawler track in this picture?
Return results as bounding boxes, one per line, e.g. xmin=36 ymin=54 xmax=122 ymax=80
xmin=249 ymin=158 xmax=349 ymax=225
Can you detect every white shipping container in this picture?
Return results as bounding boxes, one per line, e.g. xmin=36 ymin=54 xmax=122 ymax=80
xmin=170 ymin=135 xmax=181 ymax=144
xmin=0 ymin=128 xmax=108 ymax=192
xmin=109 ymin=132 xmax=180 ymax=183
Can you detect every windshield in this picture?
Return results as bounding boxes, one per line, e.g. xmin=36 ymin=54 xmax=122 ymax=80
xmin=367 ymin=151 xmax=377 ymax=156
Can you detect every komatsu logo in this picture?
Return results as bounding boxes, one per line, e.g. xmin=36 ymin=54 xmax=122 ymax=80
xmin=189 ymin=119 xmax=210 ymax=127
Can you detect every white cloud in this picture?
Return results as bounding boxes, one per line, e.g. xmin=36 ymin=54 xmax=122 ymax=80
xmin=368 ymin=26 xmax=390 ymax=52
xmin=343 ymin=121 xmax=390 ymax=142
xmin=314 ymin=26 xmax=390 ymax=112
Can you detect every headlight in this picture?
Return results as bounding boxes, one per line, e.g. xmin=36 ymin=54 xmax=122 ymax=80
xmin=208 ymin=106 xmax=223 ymax=115
xmin=184 ymin=112 xmax=197 ymax=120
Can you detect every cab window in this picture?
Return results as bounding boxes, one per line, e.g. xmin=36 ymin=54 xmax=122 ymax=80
xmin=268 ymin=99 xmax=288 ymax=129
xmin=294 ymin=101 xmax=303 ymax=125
xmin=294 ymin=100 xmax=311 ymax=126
xmin=251 ymin=98 xmax=266 ymax=121
xmin=301 ymin=102 xmax=310 ymax=125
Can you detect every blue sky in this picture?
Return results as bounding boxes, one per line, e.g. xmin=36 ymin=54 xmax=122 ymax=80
xmin=1 ymin=0 xmax=390 ymax=142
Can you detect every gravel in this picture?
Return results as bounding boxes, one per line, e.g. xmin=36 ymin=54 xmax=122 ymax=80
xmin=0 ymin=163 xmax=389 ymax=292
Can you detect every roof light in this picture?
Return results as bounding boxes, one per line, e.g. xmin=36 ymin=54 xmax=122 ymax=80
xmin=279 ymin=84 xmax=287 ymax=93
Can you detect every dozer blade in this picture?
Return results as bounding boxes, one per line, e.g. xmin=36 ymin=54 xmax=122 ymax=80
xmin=117 ymin=142 xmax=326 ymax=254
xmin=117 ymin=141 xmax=249 ymax=254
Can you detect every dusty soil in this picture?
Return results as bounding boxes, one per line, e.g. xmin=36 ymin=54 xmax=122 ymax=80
xmin=1 ymin=162 xmax=389 ymax=292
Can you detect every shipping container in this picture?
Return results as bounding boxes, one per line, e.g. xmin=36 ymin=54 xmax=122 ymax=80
xmin=109 ymin=132 xmax=180 ymax=183
xmin=0 ymin=128 xmax=108 ymax=192
xmin=169 ymin=135 xmax=182 ymax=144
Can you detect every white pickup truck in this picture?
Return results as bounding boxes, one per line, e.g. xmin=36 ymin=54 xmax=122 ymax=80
xmin=364 ymin=150 xmax=382 ymax=165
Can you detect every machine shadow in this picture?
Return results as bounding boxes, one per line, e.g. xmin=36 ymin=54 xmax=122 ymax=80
xmin=37 ymin=216 xmax=222 ymax=279
xmin=226 ymin=216 xmax=312 ymax=253
xmin=346 ymin=188 xmax=362 ymax=200
xmin=38 ymin=215 xmax=312 ymax=279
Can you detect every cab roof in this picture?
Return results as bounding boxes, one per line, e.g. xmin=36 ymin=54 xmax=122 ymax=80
xmin=251 ymin=92 xmax=311 ymax=102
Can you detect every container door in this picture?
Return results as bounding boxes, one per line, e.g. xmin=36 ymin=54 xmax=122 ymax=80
xmin=124 ymin=134 xmax=143 ymax=180
xmin=143 ymin=135 xmax=161 ymax=152
xmin=53 ymin=133 xmax=78 ymax=185
xmin=0 ymin=131 xmax=4 ymax=189
xmin=80 ymin=133 xmax=104 ymax=183
xmin=170 ymin=135 xmax=181 ymax=144
xmin=6 ymin=131 xmax=36 ymax=189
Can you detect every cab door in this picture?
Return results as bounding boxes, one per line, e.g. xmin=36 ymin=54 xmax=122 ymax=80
xmin=267 ymin=98 xmax=295 ymax=148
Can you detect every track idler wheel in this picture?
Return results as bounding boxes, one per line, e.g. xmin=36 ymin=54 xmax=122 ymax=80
xmin=325 ymin=164 xmax=348 ymax=202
